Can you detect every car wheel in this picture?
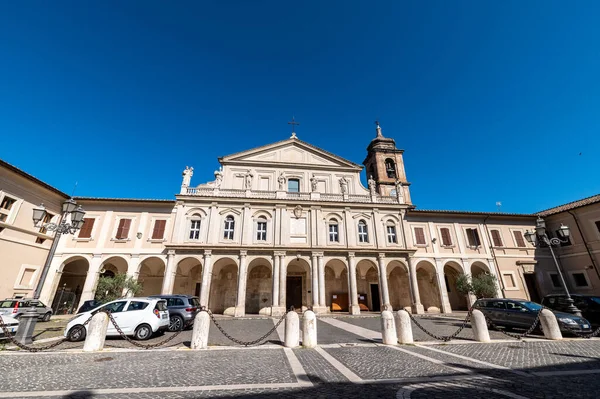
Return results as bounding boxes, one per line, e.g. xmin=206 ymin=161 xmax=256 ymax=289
xmin=67 ymin=325 xmax=86 ymax=342
xmin=134 ymin=324 xmax=153 ymax=341
xmin=42 ymin=312 xmax=51 ymax=322
xmin=168 ymin=315 xmax=184 ymax=332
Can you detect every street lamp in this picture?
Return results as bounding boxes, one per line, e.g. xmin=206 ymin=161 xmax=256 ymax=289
xmin=14 ymin=199 xmax=86 ymax=344
xmin=524 ymin=216 xmax=582 ymax=317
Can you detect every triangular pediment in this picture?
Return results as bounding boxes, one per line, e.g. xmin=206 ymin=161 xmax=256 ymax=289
xmin=220 ymin=138 xmax=362 ymax=170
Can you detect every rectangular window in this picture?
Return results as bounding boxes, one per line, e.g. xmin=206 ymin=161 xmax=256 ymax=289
xmin=513 ymin=231 xmax=526 ymax=247
xmin=440 ymin=228 xmax=452 ymax=246
xmin=78 ymin=218 xmax=95 ymax=239
xmin=503 ymin=273 xmax=516 ymax=288
xmin=491 ymin=229 xmax=503 ymax=247
xmin=115 ymin=218 xmax=132 ymax=240
xmin=256 ymin=221 xmax=267 ymax=241
xmin=287 ymin=178 xmax=300 ymax=193
xmin=465 ymin=228 xmax=481 ymax=247
xmin=0 ymin=196 xmax=16 ymax=211
xmin=329 ymin=224 xmax=339 ymax=242
xmin=358 ymin=222 xmax=369 ymax=243
xmin=189 ymin=220 xmax=201 ymax=240
xmin=414 ymin=227 xmax=426 ymax=245
xmin=223 ymin=217 xmax=235 ymax=240
xmin=0 ymin=214 xmax=6 ymax=222
xmin=151 ymin=220 xmax=166 ymax=240
xmin=549 ymin=273 xmax=561 ymax=288
xmin=386 ymin=225 xmax=397 ymax=244
xmin=572 ymin=273 xmax=589 ymax=287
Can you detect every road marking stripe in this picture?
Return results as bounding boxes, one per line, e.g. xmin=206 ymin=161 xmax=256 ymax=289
xmin=414 ymin=344 xmax=531 ymax=377
xmin=319 ymin=317 xmax=380 ymax=340
xmin=283 ymin=347 xmax=313 ymax=387
xmin=314 ymin=346 xmax=363 ymax=383
xmin=387 ymin=345 xmax=472 ymax=374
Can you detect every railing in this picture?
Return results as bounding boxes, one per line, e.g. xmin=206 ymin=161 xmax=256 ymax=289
xmin=184 ymin=187 xmax=401 ymax=204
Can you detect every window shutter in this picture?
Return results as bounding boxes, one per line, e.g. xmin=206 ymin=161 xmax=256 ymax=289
xmin=467 ymin=228 xmax=480 ymax=246
xmin=152 ymin=220 xmax=166 ymax=240
xmin=491 ymin=230 xmax=503 ymax=247
xmin=440 ymin=228 xmax=452 ymax=246
xmin=116 ymin=219 xmax=131 ymax=239
xmin=415 ymin=227 xmax=426 ymax=245
xmin=473 ymin=229 xmax=481 ymax=246
xmin=78 ymin=218 xmax=95 ymax=238
xmin=513 ymin=231 xmax=526 ymax=247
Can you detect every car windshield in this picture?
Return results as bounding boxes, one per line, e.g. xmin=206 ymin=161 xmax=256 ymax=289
xmin=519 ymin=301 xmax=542 ymax=311
xmin=0 ymin=301 xmax=16 ymax=308
xmin=590 ymin=297 xmax=600 ymax=305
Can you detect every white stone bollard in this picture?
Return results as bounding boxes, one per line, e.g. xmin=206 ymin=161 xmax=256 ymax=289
xmin=284 ymin=311 xmax=300 ymax=348
xmin=381 ymin=310 xmax=398 ymax=345
xmin=395 ymin=310 xmax=413 ymax=344
xmin=191 ymin=311 xmax=211 ymax=349
xmin=470 ymin=309 xmax=490 ymax=343
xmin=539 ymin=309 xmax=562 ymax=340
xmin=302 ymin=310 xmax=317 ymax=348
xmin=83 ymin=312 xmax=109 ymax=352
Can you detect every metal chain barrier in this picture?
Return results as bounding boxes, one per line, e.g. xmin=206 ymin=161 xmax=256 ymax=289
xmin=201 ymin=307 xmax=288 ymax=346
xmin=407 ymin=310 xmax=472 ymax=342
xmin=105 ymin=311 xmax=185 ymax=349
xmin=0 ymin=313 xmax=92 ymax=352
xmin=483 ymin=307 xmax=542 ymax=340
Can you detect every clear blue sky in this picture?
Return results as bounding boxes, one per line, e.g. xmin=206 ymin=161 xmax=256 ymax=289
xmin=1 ymin=1 xmax=599 ymax=213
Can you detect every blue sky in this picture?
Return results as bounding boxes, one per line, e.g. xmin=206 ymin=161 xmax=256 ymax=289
xmin=1 ymin=1 xmax=599 ymax=213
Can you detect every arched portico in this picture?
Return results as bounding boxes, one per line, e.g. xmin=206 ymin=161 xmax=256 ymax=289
xmin=356 ymin=259 xmax=380 ymax=311
xmin=416 ymin=260 xmax=442 ymax=313
xmin=324 ymin=259 xmax=349 ymax=312
xmin=51 ymin=256 xmax=89 ymax=314
xmin=285 ymin=258 xmax=311 ymax=311
xmin=137 ymin=256 xmax=166 ymax=296
xmin=173 ymin=257 xmax=203 ymax=296
xmin=471 ymin=261 xmax=490 ymax=277
xmin=209 ymin=257 xmax=238 ymax=314
xmin=245 ymin=257 xmax=272 ymax=314
xmin=444 ymin=261 xmax=468 ymax=311
xmin=387 ymin=260 xmax=411 ymax=311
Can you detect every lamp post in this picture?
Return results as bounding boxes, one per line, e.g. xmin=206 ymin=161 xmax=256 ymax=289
xmin=14 ymin=199 xmax=86 ymax=344
xmin=524 ymin=216 xmax=582 ymax=317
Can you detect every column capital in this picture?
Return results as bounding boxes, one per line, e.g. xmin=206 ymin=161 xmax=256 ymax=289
xmin=312 ymin=251 xmax=324 ymax=257
xmin=92 ymin=253 xmax=102 ymax=259
xmin=378 ymin=253 xmax=386 ymax=260
xmin=274 ymin=251 xmax=286 ymax=256
xmin=347 ymin=252 xmax=355 ymax=258
xmin=130 ymin=254 xmax=140 ymax=259
xmin=204 ymin=250 xmax=212 ymax=257
xmin=240 ymin=250 xmax=247 ymax=257
xmin=167 ymin=249 xmax=176 ymax=256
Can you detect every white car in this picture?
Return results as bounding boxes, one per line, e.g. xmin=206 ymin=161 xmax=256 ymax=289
xmin=0 ymin=314 xmax=19 ymax=337
xmin=65 ymin=297 xmax=169 ymax=342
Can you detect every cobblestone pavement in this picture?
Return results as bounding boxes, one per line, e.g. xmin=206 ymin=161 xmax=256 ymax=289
xmin=2 ymin=315 xmax=600 ymax=398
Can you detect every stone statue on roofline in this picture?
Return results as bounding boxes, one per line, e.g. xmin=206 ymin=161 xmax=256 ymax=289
xmin=182 ymin=166 xmax=194 ymax=187
xmin=214 ymin=167 xmax=223 ymax=188
xmin=339 ymin=176 xmax=349 ymax=194
xmin=368 ymin=175 xmax=376 ymax=196
xmin=278 ymin=172 xmax=286 ymax=191
xmin=310 ymin=174 xmax=318 ymax=192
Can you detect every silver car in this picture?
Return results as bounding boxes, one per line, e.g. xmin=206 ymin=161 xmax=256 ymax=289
xmin=0 ymin=299 xmax=53 ymax=321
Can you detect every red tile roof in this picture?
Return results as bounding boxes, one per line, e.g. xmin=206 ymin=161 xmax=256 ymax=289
xmin=537 ymin=193 xmax=600 ymax=216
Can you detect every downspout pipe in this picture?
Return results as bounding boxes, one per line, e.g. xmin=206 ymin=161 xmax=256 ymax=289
xmin=483 ymin=215 xmax=506 ymax=298
xmin=567 ymin=210 xmax=600 ymax=280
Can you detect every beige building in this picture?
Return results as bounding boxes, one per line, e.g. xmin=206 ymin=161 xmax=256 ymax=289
xmin=1 ymin=124 xmax=596 ymax=315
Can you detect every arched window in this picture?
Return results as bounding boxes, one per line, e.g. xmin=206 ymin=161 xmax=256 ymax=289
xmin=385 ymin=158 xmax=397 ymax=179
xmin=386 ymin=222 xmax=397 ymax=244
xmin=328 ymin=219 xmax=339 ymax=243
xmin=223 ymin=216 xmax=235 ymax=240
xmin=358 ymin=220 xmax=369 ymax=243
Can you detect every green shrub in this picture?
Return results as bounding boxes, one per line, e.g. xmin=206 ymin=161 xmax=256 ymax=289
xmin=94 ymin=273 xmax=142 ymax=303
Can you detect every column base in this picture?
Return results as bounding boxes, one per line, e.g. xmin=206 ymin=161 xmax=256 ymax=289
xmin=349 ymin=304 xmax=361 ymax=315
xmin=271 ymin=306 xmax=287 ymax=317
xmin=382 ymin=304 xmax=393 ymax=312
xmin=412 ymin=303 xmax=425 ymax=314
xmin=234 ymin=306 xmax=246 ymax=318
xmin=312 ymin=306 xmax=329 ymax=315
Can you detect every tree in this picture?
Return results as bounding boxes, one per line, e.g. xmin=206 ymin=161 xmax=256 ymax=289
xmin=454 ymin=273 xmax=498 ymax=299
xmin=94 ymin=273 xmax=142 ymax=303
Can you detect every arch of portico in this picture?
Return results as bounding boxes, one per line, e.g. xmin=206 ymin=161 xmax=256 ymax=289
xmin=416 ymin=260 xmax=442 ymax=312
xmin=137 ymin=256 xmax=166 ymax=296
xmin=209 ymin=257 xmax=238 ymax=314
xmin=173 ymin=256 xmax=203 ymax=296
xmin=285 ymin=258 xmax=311 ymax=311
xmin=51 ymin=255 xmax=90 ymax=314
xmin=245 ymin=257 xmax=272 ymax=314
xmin=471 ymin=261 xmax=491 ymax=277
xmin=443 ymin=261 xmax=468 ymax=311
xmin=386 ymin=260 xmax=411 ymax=311
xmin=100 ymin=256 xmax=129 ymax=278
xmin=355 ymin=259 xmax=380 ymax=312
xmin=324 ymin=259 xmax=349 ymax=312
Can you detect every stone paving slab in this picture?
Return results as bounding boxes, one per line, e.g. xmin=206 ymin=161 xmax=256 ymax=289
xmin=313 ymin=319 xmax=366 ymax=344
xmin=292 ymin=348 xmax=348 ymax=383
xmin=0 ymin=349 xmax=295 ymax=392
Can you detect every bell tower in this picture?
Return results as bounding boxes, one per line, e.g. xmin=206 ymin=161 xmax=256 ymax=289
xmin=363 ymin=122 xmax=411 ymax=204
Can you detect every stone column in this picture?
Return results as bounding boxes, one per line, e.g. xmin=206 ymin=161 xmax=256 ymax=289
xmin=234 ymin=251 xmax=248 ymax=317
xmin=199 ymin=250 xmax=212 ymax=308
xmin=435 ymin=259 xmax=452 ymax=314
xmin=272 ymin=254 xmax=280 ymax=307
xmin=279 ymin=253 xmax=287 ymax=308
xmin=378 ymin=254 xmax=392 ymax=311
xmin=408 ymin=258 xmax=424 ymax=314
xmin=39 ymin=256 xmax=65 ymax=306
xmin=271 ymin=252 xmax=286 ymax=316
xmin=124 ymin=256 xmax=140 ymax=297
xmin=318 ymin=254 xmax=325 ymax=306
xmin=161 ymin=250 xmax=177 ymax=294
xmin=311 ymin=254 xmax=319 ymax=309
xmin=78 ymin=254 xmax=103 ymax=310
xmin=312 ymin=253 xmax=327 ymax=314
xmin=348 ymin=252 xmax=360 ymax=315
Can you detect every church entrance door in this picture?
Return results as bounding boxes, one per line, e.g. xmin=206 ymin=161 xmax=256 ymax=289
xmin=286 ymin=276 xmax=303 ymax=310
xmin=370 ymin=283 xmax=381 ymax=312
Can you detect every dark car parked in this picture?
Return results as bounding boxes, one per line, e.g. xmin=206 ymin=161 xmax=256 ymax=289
xmin=473 ymin=298 xmax=592 ymax=335
xmin=77 ymin=300 xmax=104 ymax=314
xmin=149 ymin=294 xmax=200 ymax=331
xmin=542 ymin=294 xmax=600 ymax=328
